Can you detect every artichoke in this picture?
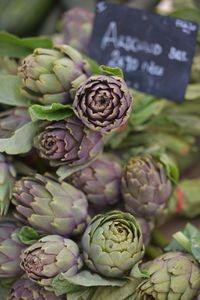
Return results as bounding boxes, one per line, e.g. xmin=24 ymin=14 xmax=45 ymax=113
xmin=67 ymin=154 xmax=123 ymax=207
xmin=121 ymin=155 xmax=172 ymax=217
xmin=137 ymin=251 xmax=200 ymax=300
xmin=35 ymin=117 xmax=104 ymax=167
xmin=63 ymin=7 xmax=94 ymax=54
xmin=0 ymin=154 xmax=16 ymax=216
xmin=21 ymin=235 xmax=83 ymax=286
xmin=73 ymin=75 xmax=133 ymax=133
xmin=12 ymin=174 xmax=89 ymax=236
xmin=0 ymin=108 xmax=31 ymax=138
xmin=7 ymin=277 xmax=65 ymax=300
xmin=82 ymin=211 xmax=144 ymax=278
xmin=18 ymin=45 xmax=91 ymax=104
xmin=0 ymin=221 xmax=25 ymax=277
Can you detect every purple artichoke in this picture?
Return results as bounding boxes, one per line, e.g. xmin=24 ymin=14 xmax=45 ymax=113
xmin=12 ymin=174 xmax=89 ymax=236
xmin=0 ymin=221 xmax=25 ymax=277
xmin=121 ymin=155 xmax=172 ymax=217
xmin=7 ymin=277 xmax=65 ymax=300
xmin=68 ymin=154 xmax=123 ymax=207
xmin=20 ymin=235 xmax=83 ymax=286
xmin=73 ymin=75 xmax=133 ymax=133
xmin=63 ymin=7 xmax=94 ymax=54
xmin=18 ymin=45 xmax=91 ymax=104
xmin=35 ymin=117 xmax=104 ymax=167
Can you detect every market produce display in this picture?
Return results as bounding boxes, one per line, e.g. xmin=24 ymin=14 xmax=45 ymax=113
xmin=0 ymin=2 xmax=200 ymax=300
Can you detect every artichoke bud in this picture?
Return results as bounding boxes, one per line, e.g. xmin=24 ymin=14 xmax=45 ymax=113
xmin=73 ymin=75 xmax=133 ymax=133
xmin=82 ymin=210 xmax=144 ymax=278
xmin=121 ymin=155 xmax=173 ymax=218
xmin=18 ymin=45 xmax=92 ymax=104
xmin=20 ymin=235 xmax=83 ymax=286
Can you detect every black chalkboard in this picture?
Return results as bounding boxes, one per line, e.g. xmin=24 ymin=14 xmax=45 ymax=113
xmin=89 ymin=1 xmax=198 ymax=103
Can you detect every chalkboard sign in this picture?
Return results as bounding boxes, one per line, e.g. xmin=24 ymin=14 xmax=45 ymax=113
xmin=89 ymin=1 xmax=198 ymax=102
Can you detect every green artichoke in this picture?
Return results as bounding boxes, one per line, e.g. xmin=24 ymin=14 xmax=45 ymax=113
xmin=7 ymin=277 xmax=65 ymax=300
xmin=12 ymin=174 xmax=89 ymax=236
xmin=18 ymin=45 xmax=91 ymax=104
xmin=35 ymin=117 xmax=104 ymax=167
xmin=63 ymin=7 xmax=94 ymax=54
xmin=136 ymin=251 xmax=200 ymax=300
xmin=67 ymin=154 xmax=123 ymax=207
xmin=21 ymin=235 xmax=83 ymax=286
xmin=82 ymin=211 xmax=144 ymax=278
xmin=73 ymin=75 xmax=133 ymax=133
xmin=0 ymin=221 xmax=25 ymax=277
xmin=0 ymin=154 xmax=16 ymax=216
xmin=121 ymin=155 xmax=172 ymax=217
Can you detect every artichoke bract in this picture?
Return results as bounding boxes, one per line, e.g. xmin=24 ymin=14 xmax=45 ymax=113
xmin=12 ymin=174 xmax=89 ymax=236
xmin=0 ymin=154 xmax=16 ymax=216
xmin=18 ymin=45 xmax=91 ymax=104
xmin=68 ymin=154 xmax=123 ymax=207
xmin=82 ymin=211 xmax=144 ymax=278
xmin=21 ymin=235 xmax=83 ymax=286
xmin=0 ymin=221 xmax=25 ymax=277
xmin=63 ymin=7 xmax=94 ymax=54
xmin=35 ymin=117 xmax=104 ymax=167
xmin=7 ymin=277 xmax=65 ymax=300
xmin=73 ymin=75 xmax=133 ymax=133
xmin=121 ymin=155 xmax=172 ymax=217
xmin=137 ymin=252 xmax=200 ymax=300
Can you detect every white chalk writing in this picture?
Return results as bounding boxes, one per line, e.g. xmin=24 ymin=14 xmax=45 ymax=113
xmin=168 ymin=47 xmax=188 ymax=62
xmin=101 ymin=22 xmax=163 ymax=56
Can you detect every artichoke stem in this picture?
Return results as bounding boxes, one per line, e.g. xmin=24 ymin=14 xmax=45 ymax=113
xmin=173 ymin=232 xmax=191 ymax=252
xmin=145 ymin=245 xmax=163 ymax=259
xmin=151 ymin=229 xmax=169 ymax=248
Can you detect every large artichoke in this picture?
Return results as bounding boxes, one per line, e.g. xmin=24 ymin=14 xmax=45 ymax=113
xmin=12 ymin=174 xmax=89 ymax=236
xmin=0 ymin=108 xmax=31 ymax=138
xmin=7 ymin=277 xmax=65 ymax=300
xmin=63 ymin=7 xmax=94 ymax=54
xmin=35 ymin=117 xmax=104 ymax=167
xmin=20 ymin=235 xmax=83 ymax=286
xmin=67 ymin=154 xmax=123 ymax=207
xmin=82 ymin=211 xmax=144 ymax=278
xmin=136 ymin=251 xmax=200 ymax=300
xmin=18 ymin=45 xmax=91 ymax=104
xmin=121 ymin=155 xmax=172 ymax=217
xmin=0 ymin=154 xmax=16 ymax=216
xmin=73 ymin=75 xmax=133 ymax=133
xmin=0 ymin=221 xmax=25 ymax=277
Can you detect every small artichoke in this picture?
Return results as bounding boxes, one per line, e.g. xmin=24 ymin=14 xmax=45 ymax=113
xmin=137 ymin=251 xmax=200 ymax=300
xmin=82 ymin=211 xmax=144 ymax=278
xmin=0 ymin=221 xmax=25 ymax=277
xmin=63 ymin=7 xmax=94 ymax=54
xmin=35 ymin=117 xmax=104 ymax=167
xmin=121 ymin=155 xmax=172 ymax=217
xmin=18 ymin=45 xmax=91 ymax=104
xmin=7 ymin=277 xmax=65 ymax=300
xmin=21 ymin=235 xmax=83 ymax=286
xmin=73 ymin=75 xmax=133 ymax=133
xmin=67 ymin=154 xmax=123 ymax=207
xmin=0 ymin=108 xmax=31 ymax=138
xmin=12 ymin=174 xmax=89 ymax=236
xmin=0 ymin=154 xmax=16 ymax=216
xmin=137 ymin=217 xmax=154 ymax=246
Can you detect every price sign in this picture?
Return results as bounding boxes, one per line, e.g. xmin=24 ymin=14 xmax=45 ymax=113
xmin=89 ymin=1 xmax=198 ymax=102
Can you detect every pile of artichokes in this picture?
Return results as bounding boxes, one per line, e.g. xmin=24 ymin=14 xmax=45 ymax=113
xmin=0 ymin=33 xmax=200 ymax=300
